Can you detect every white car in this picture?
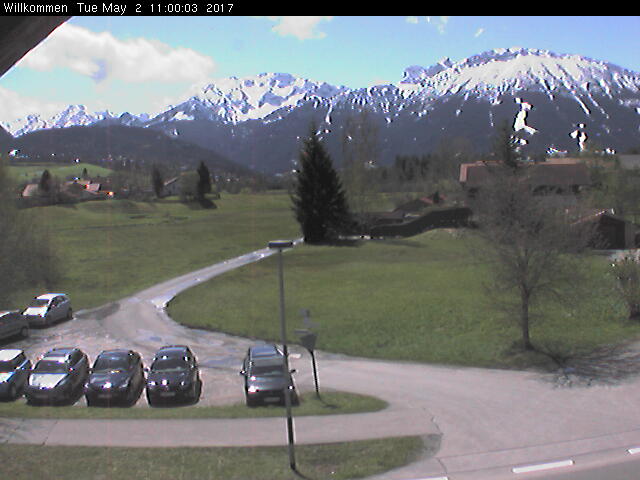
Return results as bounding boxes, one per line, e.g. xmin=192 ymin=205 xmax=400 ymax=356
xmin=22 ymin=293 xmax=73 ymax=327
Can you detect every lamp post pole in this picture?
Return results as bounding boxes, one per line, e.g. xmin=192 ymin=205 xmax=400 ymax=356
xmin=268 ymin=239 xmax=296 ymax=471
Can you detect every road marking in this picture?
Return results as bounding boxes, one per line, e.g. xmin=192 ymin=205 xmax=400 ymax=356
xmin=405 ymin=477 xmax=448 ymax=480
xmin=512 ymin=459 xmax=573 ymax=474
xmin=628 ymin=447 xmax=640 ymax=454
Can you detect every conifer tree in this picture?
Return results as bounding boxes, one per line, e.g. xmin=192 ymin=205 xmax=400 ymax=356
xmin=292 ymin=127 xmax=351 ymax=244
xmin=196 ymin=161 xmax=212 ymax=199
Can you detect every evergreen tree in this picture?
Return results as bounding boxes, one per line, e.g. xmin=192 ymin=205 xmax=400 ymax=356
xmin=151 ymin=165 xmax=164 ymax=198
xmin=39 ymin=169 xmax=52 ymax=193
xmin=292 ymin=128 xmax=351 ymax=244
xmin=196 ymin=161 xmax=212 ymax=199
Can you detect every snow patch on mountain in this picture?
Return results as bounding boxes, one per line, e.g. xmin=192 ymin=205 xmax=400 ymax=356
xmin=513 ymin=97 xmax=537 ymax=135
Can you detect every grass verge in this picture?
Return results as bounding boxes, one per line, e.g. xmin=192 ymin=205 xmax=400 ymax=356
xmin=168 ymin=230 xmax=640 ymax=370
xmin=0 ymin=435 xmax=426 ymax=480
xmin=0 ymin=391 xmax=387 ymax=420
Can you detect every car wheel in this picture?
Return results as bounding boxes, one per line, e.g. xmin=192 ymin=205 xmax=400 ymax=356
xmin=8 ymin=383 xmax=18 ymax=400
xmin=67 ymin=308 xmax=73 ymax=320
xmin=146 ymin=391 xmax=156 ymax=407
xmin=245 ymin=395 xmax=257 ymax=408
xmin=86 ymin=396 xmax=95 ymax=407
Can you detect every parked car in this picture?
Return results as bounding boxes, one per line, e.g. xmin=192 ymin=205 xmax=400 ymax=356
xmin=240 ymin=344 xmax=298 ymax=407
xmin=0 ymin=311 xmax=29 ymax=341
xmin=85 ymin=349 xmax=145 ymax=407
xmin=0 ymin=349 xmax=31 ymax=400
xmin=243 ymin=343 xmax=282 ymax=364
xmin=22 ymin=293 xmax=72 ymax=327
xmin=145 ymin=345 xmax=202 ymax=406
xmin=25 ymin=347 xmax=89 ymax=405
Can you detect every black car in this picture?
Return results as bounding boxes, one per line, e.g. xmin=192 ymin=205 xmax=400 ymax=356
xmin=0 ymin=349 xmax=31 ymax=401
xmin=25 ymin=347 xmax=89 ymax=405
xmin=145 ymin=345 xmax=202 ymax=406
xmin=240 ymin=345 xmax=298 ymax=407
xmin=85 ymin=349 xmax=145 ymax=407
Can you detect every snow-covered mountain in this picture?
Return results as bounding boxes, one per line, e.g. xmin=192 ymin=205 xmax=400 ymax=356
xmin=5 ymin=48 xmax=640 ymax=173
xmin=2 ymin=105 xmax=149 ymax=136
xmin=147 ymin=72 xmax=350 ymax=126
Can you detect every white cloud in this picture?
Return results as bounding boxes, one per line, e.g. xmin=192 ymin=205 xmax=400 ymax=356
xmin=406 ymin=16 xmax=419 ymax=25
xmin=425 ymin=16 xmax=450 ymax=34
xmin=0 ymin=86 xmax=65 ymax=125
xmin=475 ymin=27 xmax=485 ymax=38
xmin=16 ymin=23 xmax=215 ymax=84
xmin=266 ymin=16 xmax=333 ymax=40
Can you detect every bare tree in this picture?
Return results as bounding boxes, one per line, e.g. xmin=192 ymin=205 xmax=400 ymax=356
xmin=341 ymin=109 xmax=379 ymax=220
xmin=472 ymin=166 xmax=595 ymax=350
xmin=0 ymin=157 xmax=60 ymax=306
xmin=612 ymin=253 xmax=640 ymax=321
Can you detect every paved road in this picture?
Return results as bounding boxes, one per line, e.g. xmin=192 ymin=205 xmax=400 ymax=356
xmin=3 ymin=244 xmax=640 ymax=480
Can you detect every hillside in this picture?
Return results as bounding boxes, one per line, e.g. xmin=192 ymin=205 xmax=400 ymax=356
xmin=2 ymin=124 xmax=251 ymax=175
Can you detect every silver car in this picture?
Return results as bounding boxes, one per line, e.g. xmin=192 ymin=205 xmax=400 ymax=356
xmin=0 ymin=311 xmax=29 ymax=341
xmin=22 ymin=293 xmax=73 ymax=327
xmin=0 ymin=349 xmax=31 ymax=400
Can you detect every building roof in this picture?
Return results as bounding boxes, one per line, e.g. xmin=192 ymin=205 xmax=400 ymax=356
xmin=459 ymin=161 xmax=591 ymax=188
xmin=21 ymin=183 xmax=39 ymax=197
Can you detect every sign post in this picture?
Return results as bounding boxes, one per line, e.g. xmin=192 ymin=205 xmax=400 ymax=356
xmin=295 ymin=309 xmax=320 ymax=399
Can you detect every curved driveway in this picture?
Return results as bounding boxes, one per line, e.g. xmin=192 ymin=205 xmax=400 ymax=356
xmin=3 ymin=245 xmax=640 ymax=479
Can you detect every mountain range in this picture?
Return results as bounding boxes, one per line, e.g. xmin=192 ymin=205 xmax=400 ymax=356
xmin=2 ymin=47 xmax=640 ymax=174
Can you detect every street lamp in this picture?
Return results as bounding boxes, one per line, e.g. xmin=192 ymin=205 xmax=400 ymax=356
xmin=268 ymin=239 xmax=296 ymax=471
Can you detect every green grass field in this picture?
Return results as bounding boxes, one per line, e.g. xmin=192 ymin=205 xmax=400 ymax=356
xmin=168 ymin=230 xmax=639 ymax=370
xmin=0 ymin=436 xmax=426 ymax=480
xmin=6 ymin=192 xmax=639 ymax=370
xmin=7 ymin=192 xmax=300 ymax=310
xmin=9 ymin=162 xmax=113 ymax=182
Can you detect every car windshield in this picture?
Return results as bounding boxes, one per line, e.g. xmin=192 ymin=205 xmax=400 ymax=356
xmin=93 ymin=355 xmax=129 ymax=372
xmin=33 ymin=359 xmax=68 ymax=373
xmin=0 ymin=361 xmax=16 ymax=373
xmin=151 ymin=357 xmax=189 ymax=372
xmin=28 ymin=299 xmax=49 ymax=307
xmin=250 ymin=364 xmax=285 ymax=376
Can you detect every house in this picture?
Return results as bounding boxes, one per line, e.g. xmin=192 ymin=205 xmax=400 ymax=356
xmin=21 ymin=183 xmax=39 ymax=198
xmin=393 ymin=192 xmax=445 ymax=216
xmin=574 ymin=209 xmax=639 ymax=250
xmin=163 ymin=177 xmax=181 ymax=197
xmin=459 ymin=160 xmax=591 ymax=198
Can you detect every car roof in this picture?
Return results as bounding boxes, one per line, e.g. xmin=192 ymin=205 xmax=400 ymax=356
xmin=45 ymin=347 xmax=77 ymax=358
xmin=249 ymin=344 xmax=281 ymax=357
xmin=250 ymin=356 xmax=285 ymax=368
xmin=0 ymin=349 xmax=24 ymax=362
xmin=98 ymin=349 xmax=134 ymax=357
xmin=0 ymin=310 xmax=18 ymax=317
xmin=154 ymin=345 xmax=191 ymax=357
xmin=35 ymin=293 xmax=67 ymax=300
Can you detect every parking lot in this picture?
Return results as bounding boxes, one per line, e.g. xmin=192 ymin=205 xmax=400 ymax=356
xmin=2 ymin=297 xmax=308 ymax=408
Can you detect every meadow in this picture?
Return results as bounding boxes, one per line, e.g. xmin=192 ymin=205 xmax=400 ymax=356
xmin=168 ymin=230 xmax=638 ymax=370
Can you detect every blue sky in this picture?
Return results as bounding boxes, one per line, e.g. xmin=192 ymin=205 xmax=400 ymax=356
xmin=0 ymin=16 xmax=638 ymax=123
